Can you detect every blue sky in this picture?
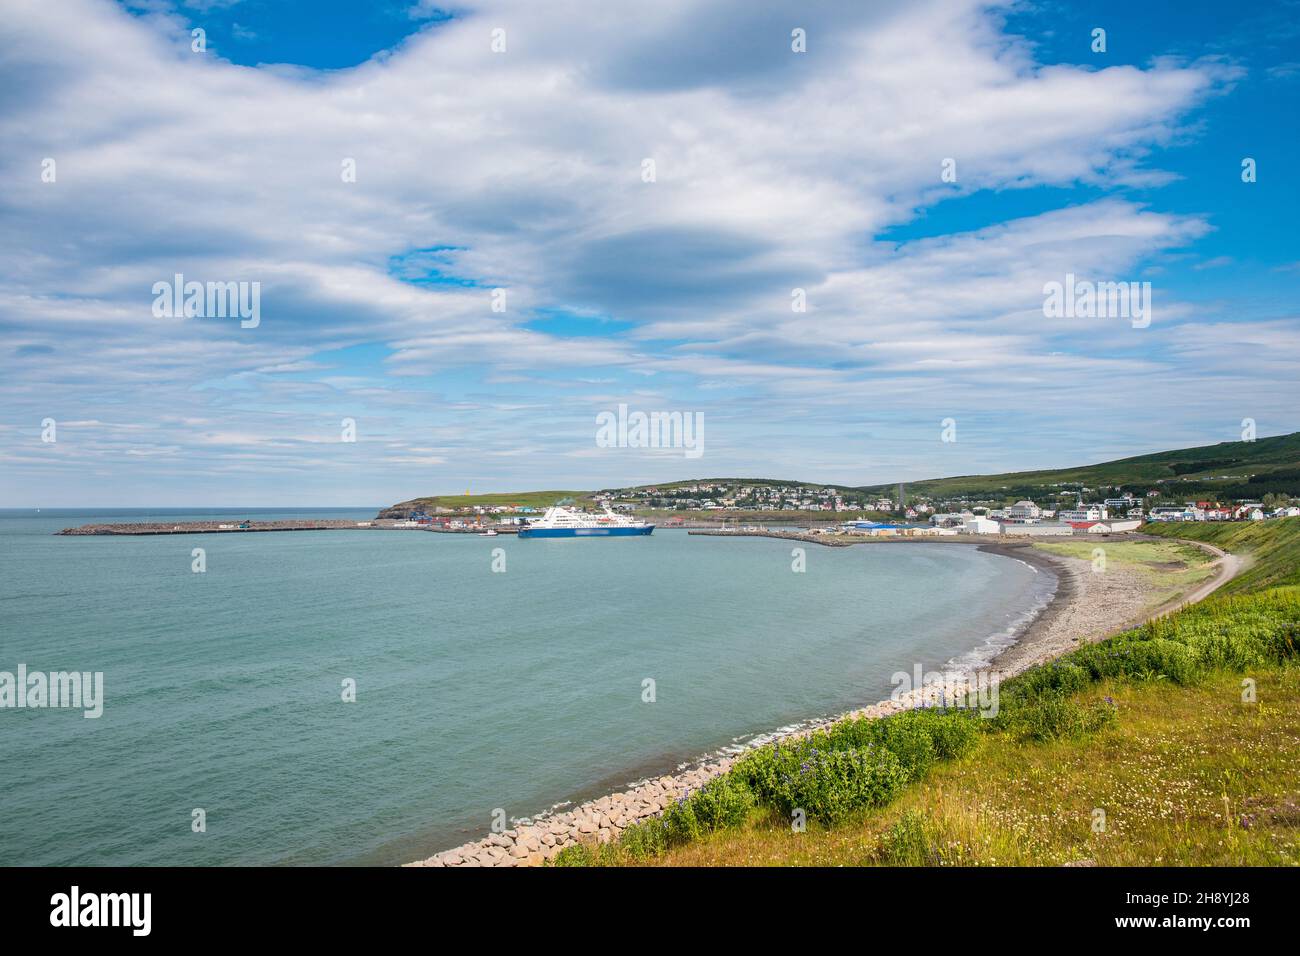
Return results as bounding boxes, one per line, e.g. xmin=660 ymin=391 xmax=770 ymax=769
xmin=1 ymin=0 xmax=1298 ymax=506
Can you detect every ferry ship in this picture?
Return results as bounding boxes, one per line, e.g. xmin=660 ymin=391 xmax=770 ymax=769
xmin=517 ymin=506 xmax=654 ymax=538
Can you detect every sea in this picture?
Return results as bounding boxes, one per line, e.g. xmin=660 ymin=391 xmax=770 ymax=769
xmin=0 ymin=507 xmax=1054 ymax=865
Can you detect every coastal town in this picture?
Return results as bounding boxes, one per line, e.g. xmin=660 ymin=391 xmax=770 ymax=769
xmin=383 ymin=478 xmax=1300 ymax=538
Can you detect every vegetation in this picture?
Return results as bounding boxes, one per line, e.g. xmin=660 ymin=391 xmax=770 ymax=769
xmin=552 ymin=518 xmax=1300 ymax=867
xmin=382 ymin=431 xmax=1300 ymax=516
xmin=859 ymin=430 xmax=1300 ymax=500
xmin=381 ymin=490 xmax=594 ymax=515
xmin=1032 ymin=539 xmax=1217 ymax=608
xmin=1145 ymin=518 xmax=1300 ymax=593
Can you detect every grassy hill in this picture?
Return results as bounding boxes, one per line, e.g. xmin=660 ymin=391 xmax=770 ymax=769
xmin=378 ymin=490 xmax=593 ymax=517
xmin=862 ymin=431 xmax=1300 ymax=501
xmin=1145 ymin=518 xmax=1300 ymax=594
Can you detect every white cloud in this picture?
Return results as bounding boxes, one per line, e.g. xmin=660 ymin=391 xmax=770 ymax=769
xmin=0 ymin=0 xmax=1288 ymax=504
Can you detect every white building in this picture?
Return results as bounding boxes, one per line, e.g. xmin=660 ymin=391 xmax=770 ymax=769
xmin=1059 ymin=504 xmax=1108 ymax=521
xmin=929 ymin=511 xmax=971 ymax=527
xmin=1001 ymin=523 xmax=1074 ymax=537
xmin=1103 ymin=519 xmax=1142 ymax=533
xmin=961 ymin=516 xmax=1000 ymax=534
xmin=1006 ymin=500 xmax=1041 ymax=521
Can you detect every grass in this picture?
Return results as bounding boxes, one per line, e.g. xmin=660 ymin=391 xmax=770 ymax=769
xmin=384 ymin=490 xmax=594 ymax=512
xmin=630 ymin=668 xmax=1300 ymax=867
xmin=1145 ymin=517 xmax=1300 ymax=593
xmin=860 ymin=431 xmax=1300 ymax=499
xmin=1032 ymin=538 xmax=1217 ymax=608
xmin=551 ymin=519 xmax=1300 ymax=868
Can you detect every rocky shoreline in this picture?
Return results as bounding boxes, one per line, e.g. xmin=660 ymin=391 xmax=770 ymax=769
xmin=405 ymin=673 xmax=953 ymax=868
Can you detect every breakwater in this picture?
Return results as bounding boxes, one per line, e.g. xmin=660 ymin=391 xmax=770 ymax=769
xmin=57 ymin=519 xmax=399 ymax=535
xmin=56 ymin=519 xmax=521 ymax=536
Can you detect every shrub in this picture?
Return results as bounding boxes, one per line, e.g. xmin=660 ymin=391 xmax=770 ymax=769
xmin=781 ymin=746 xmax=909 ymax=823
xmin=551 ymin=842 xmax=602 ymax=866
xmin=877 ymin=810 xmax=940 ymax=866
xmin=618 ymin=818 xmax=668 ymax=859
xmin=1074 ymin=637 xmax=1198 ymax=684
xmin=904 ymin=708 xmax=982 ymax=762
xmin=1013 ymin=694 xmax=1118 ymax=742
xmin=1012 ymin=660 xmax=1091 ymax=700
xmin=660 ymin=774 xmax=755 ymax=846
xmin=824 ymin=708 xmax=980 ymax=771
xmin=734 ymin=738 xmax=909 ymax=823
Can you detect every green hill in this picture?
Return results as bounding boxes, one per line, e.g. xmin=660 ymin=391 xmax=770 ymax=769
xmin=861 ymin=431 xmax=1300 ymax=501
xmin=377 ymin=490 xmax=593 ymax=518
xmin=378 ymin=431 xmax=1300 ymax=516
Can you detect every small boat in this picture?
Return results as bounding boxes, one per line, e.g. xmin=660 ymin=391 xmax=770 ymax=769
xmin=479 ymin=529 xmax=499 ymax=536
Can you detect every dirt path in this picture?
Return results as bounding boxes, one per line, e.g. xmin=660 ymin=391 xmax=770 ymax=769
xmin=1145 ymin=539 xmax=1246 ymax=621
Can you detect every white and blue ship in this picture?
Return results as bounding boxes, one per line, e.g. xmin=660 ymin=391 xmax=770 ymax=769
xmin=517 ymin=506 xmax=654 ymax=538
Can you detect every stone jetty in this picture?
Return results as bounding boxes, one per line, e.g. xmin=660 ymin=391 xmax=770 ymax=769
xmin=57 ymin=519 xmax=398 ymax=535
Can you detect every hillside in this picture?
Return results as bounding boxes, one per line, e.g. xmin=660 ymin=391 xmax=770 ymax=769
xmin=378 ymin=431 xmax=1300 ymax=516
xmin=861 ymin=431 xmax=1300 ymax=501
xmin=377 ymin=490 xmax=593 ymax=518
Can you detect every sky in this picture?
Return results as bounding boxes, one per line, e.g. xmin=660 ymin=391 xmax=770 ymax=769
xmin=1 ymin=0 xmax=1298 ymax=506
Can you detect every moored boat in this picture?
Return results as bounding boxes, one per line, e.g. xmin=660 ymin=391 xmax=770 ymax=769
xmin=517 ymin=506 xmax=654 ymax=538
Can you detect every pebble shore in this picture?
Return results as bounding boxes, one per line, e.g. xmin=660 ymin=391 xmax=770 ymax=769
xmin=405 ymin=684 xmax=964 ymax=868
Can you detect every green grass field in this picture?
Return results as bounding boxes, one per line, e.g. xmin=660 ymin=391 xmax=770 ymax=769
xmin=618 ymin=669 xmax=1299 ymax=867
xmin=1033 ymin=539 xmax=1218 ymax=607
xmin=552 ymin=518 xmax=1300 ymax=867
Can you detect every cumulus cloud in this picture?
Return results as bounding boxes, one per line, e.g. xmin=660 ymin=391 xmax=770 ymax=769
xmin=0 ymin=0 xmax=1287 ymax=503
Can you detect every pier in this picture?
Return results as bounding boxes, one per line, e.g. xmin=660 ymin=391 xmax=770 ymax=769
xmin=56 ymin=519 xmax=519 ymax=536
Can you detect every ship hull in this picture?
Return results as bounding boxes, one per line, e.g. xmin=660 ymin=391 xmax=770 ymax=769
xmin=517 ymin=525 xmax=654 ymax=538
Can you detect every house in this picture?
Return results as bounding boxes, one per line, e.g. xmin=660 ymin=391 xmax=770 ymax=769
xmin=1006 ymin=500 xmax=1041 ymax=521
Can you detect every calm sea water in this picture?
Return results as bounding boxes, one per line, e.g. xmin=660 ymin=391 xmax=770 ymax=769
xmin=0 ymin=508 xmax=1052 ymax=866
